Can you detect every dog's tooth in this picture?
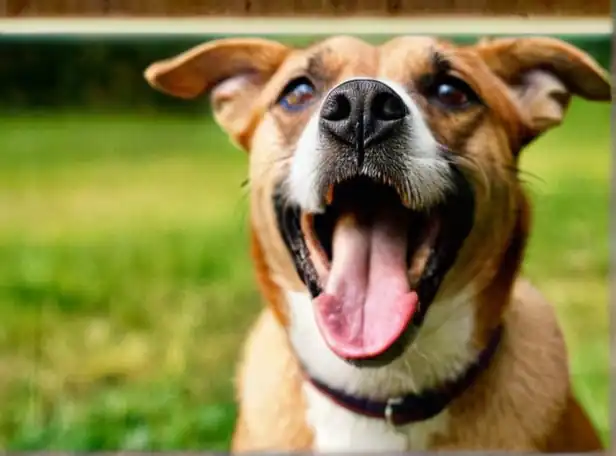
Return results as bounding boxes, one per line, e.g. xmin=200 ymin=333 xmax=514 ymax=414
xmin=401 ymin=191 xmax=411 ymax=207
xmin=325 ymin=185 xmax=334 ymax=205
xmin=393 ymin=183 xmax=402 ymax=198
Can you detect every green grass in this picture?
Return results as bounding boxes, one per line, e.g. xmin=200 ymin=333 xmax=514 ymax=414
xmin=0 ymin=99 xmax=610 ymax=450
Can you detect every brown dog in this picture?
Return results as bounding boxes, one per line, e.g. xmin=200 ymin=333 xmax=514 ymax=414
xmin=145 ymin=35 xmax=610 ymax=451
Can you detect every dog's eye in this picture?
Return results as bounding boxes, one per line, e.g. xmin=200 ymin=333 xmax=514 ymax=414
xmin=429 ymin=75 xmax=479 ymax=109
xmin=278 ymin=77 xmax=317 ymax=112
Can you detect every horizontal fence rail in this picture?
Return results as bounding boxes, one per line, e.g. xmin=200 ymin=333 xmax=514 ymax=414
xmin=0 ymin=17 xmax=612 ymax=35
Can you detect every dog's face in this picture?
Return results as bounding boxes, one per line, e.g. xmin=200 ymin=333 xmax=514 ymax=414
xmin=146 ymin=36 xmax=609 ymax=392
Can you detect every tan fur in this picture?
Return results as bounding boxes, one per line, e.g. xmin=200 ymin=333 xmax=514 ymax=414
xmin=232 ymin=309 xmax=313 ymax=450
xmin=144 ymin=35 xmax=610 ymax=451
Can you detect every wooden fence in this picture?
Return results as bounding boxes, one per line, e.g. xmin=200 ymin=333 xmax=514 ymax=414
xmin=2 ymin=0 xmax=611 ymax=17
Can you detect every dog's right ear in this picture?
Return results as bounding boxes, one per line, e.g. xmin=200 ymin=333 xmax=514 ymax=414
xmin=145 ymin=38 xmax=291 ymax=149
xmin=474 ymin=37 xmax=610 ymax=141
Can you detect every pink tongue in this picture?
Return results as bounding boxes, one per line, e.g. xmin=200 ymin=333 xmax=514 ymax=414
xmin=313 ymin=209 xmax=418 ymax=360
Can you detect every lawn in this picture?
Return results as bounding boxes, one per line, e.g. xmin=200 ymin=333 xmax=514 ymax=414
xmin=0 ymin=99 xmax=610 ymax=450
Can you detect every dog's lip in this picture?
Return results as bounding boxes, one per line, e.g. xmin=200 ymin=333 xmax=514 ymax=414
xmin=300 ymin=213 xmax=329 ymax=280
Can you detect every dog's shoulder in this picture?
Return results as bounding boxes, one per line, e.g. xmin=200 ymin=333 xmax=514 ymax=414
xmin=503 ymin=277 xmax=570 ymax=406
xmin=507 ymin=278 xmax=603 ymax=450
xmin=437 ymin=278 xmax=573 ymax=449
xmin=541 ymin=391 xmax=603 ymax=451
xmin=475 ymin=277 xmax=581 ymax=449
xmin=233 ymin=308 xmax=313 ymax=451
xmin=509 ymin=277 xmax=563 ymax=332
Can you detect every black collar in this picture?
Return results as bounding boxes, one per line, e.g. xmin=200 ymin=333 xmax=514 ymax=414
xmin=305 ymin=325 xmax=504 ymax=427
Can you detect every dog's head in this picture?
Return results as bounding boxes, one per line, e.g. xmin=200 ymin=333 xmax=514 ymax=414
xmin=146 ymin=36 xmax=609 ymax=392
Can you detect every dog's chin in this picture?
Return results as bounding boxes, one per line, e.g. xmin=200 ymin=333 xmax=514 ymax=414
xmin=274 ymin=167 xmax=475 ymax=368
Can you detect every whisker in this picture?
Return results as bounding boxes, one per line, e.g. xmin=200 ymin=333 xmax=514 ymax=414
xmin=408 ymin=345 xmax=431 ymax=364
xmin=505 ymin=164 xmax=545 ymax=184
xmin=399 ymin=358 xmax=419 ymax=391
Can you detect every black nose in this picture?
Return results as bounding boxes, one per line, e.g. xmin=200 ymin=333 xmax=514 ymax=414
xmin=319 ymin=79 xmax=409 ymax=157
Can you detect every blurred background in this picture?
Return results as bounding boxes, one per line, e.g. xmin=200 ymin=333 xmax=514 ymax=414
xmin=0 ymin=33 xmax=610 ymax=450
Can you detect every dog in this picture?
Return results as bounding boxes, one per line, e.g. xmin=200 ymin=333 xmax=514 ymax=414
xmin=145 ymin=35 xmax=610 ymax=451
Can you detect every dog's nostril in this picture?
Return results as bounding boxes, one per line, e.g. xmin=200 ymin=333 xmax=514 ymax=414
xmin=322 ymin=93 xmax=352 ymax=121
xmin=372 ymin=92 xmax=408 ymax=121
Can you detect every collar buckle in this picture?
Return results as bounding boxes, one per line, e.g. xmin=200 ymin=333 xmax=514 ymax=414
xmin=384 ymin=397 xmax=404 ymax=429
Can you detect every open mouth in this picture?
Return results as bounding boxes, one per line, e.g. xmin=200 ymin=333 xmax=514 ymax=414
xmin=274 ymin=166 xmax=474 ymax=365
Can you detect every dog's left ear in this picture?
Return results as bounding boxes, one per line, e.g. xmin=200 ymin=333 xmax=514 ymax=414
xmin=144 ymin=38 xmax=291 ymax=149
xmin=475 ymin=37 xmax=611 ymax=139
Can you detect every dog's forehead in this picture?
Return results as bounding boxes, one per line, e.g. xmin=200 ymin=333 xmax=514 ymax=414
xmin=292 ymin=35 xmax=451 ymax=80
xmin=308 ymin=35 xmax=375 ymax=54
xmin=379 ymin=36 xmax=445 ymax=55
xmin=378 ymin=36 xmax=446 ymax=80
xmin=300 ymin=36 xmax=379 ymax=78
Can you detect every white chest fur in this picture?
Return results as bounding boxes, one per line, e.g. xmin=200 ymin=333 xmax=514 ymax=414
xmin=303 ymin=382 xmax=450 ymax=451
xmin=285 ymin=289 xmax=477 ymax=452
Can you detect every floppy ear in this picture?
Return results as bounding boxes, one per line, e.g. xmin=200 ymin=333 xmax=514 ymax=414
xmin=474 ymin=37 xmax=611 ymax=141
xmin=144 ymin=38 xmax=291 ymax=149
